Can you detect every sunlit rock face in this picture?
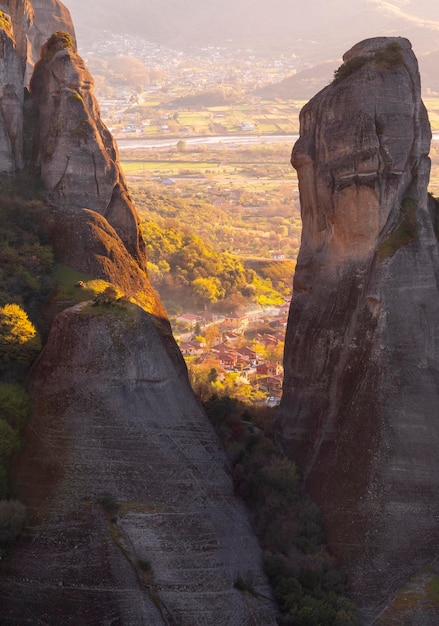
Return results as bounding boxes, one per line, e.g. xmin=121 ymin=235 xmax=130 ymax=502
xmin=278 ymin=37 xmax=439 ymax=624
xmin=0 ymin=0 xmax=75 ymax=84
xmin=0 ymin=0 xmax=74 ymax=174
xmin=29 ymin=34 xmax=146 ymax=262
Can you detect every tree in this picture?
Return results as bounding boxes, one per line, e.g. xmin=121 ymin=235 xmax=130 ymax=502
xmin=207 ymin=367 xmax=219 ymax=383
xmin=0 ymin=303 xmax=41 ymax=369
xmin=191 ymin=277 xmax=223 ymax=304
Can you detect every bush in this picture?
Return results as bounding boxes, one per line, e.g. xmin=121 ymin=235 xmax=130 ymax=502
xmin=43 ymin=31 xmax=76 ymax=61
xmin=333 ymin=56 xmax=368 ymax=83
xmin=0 ymin=383 xmax=30 ymax=430
xmin=0 ymin=303 xmax=41 ymax=369
xmin=0 ymin=419 xmax=19 ymax=464
xmin=333 ymin=43 xmax=404 ymax=84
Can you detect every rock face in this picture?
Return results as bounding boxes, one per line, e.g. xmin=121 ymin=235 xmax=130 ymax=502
xmin=0 ymin=2 xmax=277 ymax=624
xmin=0 ymin=8 xmax=24 ymax=173
xmin=1 ymin=302 xmax=276 ymax=625
xmin=0 ymin=0 xmax=74 ymax=174
xmin=277 ymin=37 xmax=439 ymax=624
xmin=30 ymin=31 xmax=145 ymax=262
xmin=0 ymin=0 xmax=75 ymax=84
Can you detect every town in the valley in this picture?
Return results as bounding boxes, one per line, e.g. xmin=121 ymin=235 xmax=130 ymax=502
xmin=172 ymin=301 xmax=290 ymax=405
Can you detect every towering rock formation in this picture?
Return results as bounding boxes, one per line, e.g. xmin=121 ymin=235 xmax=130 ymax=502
xmin=29 ymin=31 xmax=145 ymax=263
xmin=0 ymin=9 xmax=23 ymax=172
xmin=0 ymin=0 xmax=75 ymax=83
xmin=278 ymin=37 xmax=439 ymax=624
xmin=0 ymin=2 xmax=277 ymax=624
xmin=0 ymin=0 xmax=74 ymax=173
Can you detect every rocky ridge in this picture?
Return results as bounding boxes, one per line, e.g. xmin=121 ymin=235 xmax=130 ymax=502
xmin=278 ymin=37 xmax=439 ymax=624
xmin=0 ymin=2 xmax=277 ymax=624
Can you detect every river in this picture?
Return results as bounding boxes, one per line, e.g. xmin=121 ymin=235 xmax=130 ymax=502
xmin=117 ymin=133 xmax=439 ymax=150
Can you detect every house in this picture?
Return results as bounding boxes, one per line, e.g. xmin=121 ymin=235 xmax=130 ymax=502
xmin=256 ymin=362 xmax=282 ymax=377
xmin=217 ymin=352 xmax=237 ymax=369
xmin=237 ymin=346 xmax=258 ymax=363
xmin=221 ymin=314 xmax=249 ymax=332
xmin=222 ymin=332 xmax=239 ymax=344
xmin=176 ymin=313 xmax=201 ymax=326
xmin=180 ymin=342 xmax=204 ymax=357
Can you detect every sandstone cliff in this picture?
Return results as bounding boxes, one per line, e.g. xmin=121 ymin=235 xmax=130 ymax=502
xmin=1 ymin=302 xmax=276 ymax=625
xmin=277 ymin=37 xmax=439 ymax=624
xmin=0 ymin=0 xmax=74 ymax=173
xmin=30 ymin=31 xmax=146 ymax=263
xmin=0 ymin=12 xmax=23 ymax=173
xmin=0 ymin=2 xmax=277 ymax=624
xmin=0 ymin=0 xmax=75 ymax=84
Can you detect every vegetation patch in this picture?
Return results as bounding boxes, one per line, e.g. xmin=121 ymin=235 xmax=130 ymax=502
xmin=0 ymin=190 xmax=52 ymax=516
xmin=333 ymin=56 xmax=368 ymax=84
xmin=203 ymin=396 xmax=359 ymax=625
xmin=378 ymin=197 xmax=417 ymax=261
xmin=43 ymin=31 xmax=76 ymax=61
xmin=333 ymin=43 xmax=404 ymax=84
xmin=0 ymin=10 xmax=13 ymax=36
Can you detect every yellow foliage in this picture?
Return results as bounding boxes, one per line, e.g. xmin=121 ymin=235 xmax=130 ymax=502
xmin=0 ymin=304 xmax=37 ymax=345
xmin=0 ymin=304 xmax=41 ymax=367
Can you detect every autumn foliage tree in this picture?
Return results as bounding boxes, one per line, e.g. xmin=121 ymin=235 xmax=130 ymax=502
xmin=0 ymin=303 xmax=41 ymax=371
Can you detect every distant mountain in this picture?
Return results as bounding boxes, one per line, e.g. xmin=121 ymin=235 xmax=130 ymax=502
xmin=259 ymin=48 xmax=439 ymax=98
xmin=64 ymin=0 xmax=439 ymax=62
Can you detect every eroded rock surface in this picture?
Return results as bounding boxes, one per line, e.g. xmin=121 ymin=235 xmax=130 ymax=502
xmin=277 ymin=37 xmax=439 ymax=624
xmin=1 ymin=302 xmax=276 ymax=625
xmin=0 ymin=3 xmax=277 ymax=624
xmin=0 ymin=11 xmax=24 ymax=172
xmin=30 ymin=32 xmax=145 ymax=262
xmin=0 ymin=0 xmax=75 ymax=84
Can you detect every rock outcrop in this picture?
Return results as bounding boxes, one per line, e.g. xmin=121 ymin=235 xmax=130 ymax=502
xmin=0 ymin=2 xmax=277 ymax=624
xmin=30 ymin=31 xmax=145 ymax=263
xmin=0 ymin=0 xmax=74 ymax=173
xmin=1 ymin=302 xmax=276 ymax=625
xmin=0 ymin=8 xmax=24 ymax=173
xmin=277 ymin=37 xmax=439 ymax=624
xmin=0 ymin=0 xmax=75 ymax=84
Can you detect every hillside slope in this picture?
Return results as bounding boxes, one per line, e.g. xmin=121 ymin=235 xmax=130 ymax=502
xmin=64 ymin=0 xmax=439 ymax=59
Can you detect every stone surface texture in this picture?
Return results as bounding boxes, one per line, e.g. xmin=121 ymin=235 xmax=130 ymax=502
xmin=1 ymin=303 xmax=276 ymax=625
xmin=1 ymin=0 xmax=75 ymax=83
xmin=277 ymin=37 xmax=439 ymax=624
xmin=0 ymin=2 xmax=277 ymax=624
xmin=0 ymin=9 xmax=24 ymax=172
xmin=29 ymin=33 xmax=145 ymax=262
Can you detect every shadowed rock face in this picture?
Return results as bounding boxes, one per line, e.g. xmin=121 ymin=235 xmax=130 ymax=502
xmin=1 ymin=303 xmax=276 ymax=625
xmin=0 ymin=0 xmax=74 ymax=172
xmin=277 ymin=37 xmax=439 ymax=623
xmin=0 ymin=16 xmax=23 ymax=172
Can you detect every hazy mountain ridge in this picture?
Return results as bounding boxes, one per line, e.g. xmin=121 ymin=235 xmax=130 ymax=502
xmin=64 ymin=0 xmax=439 ymax=59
